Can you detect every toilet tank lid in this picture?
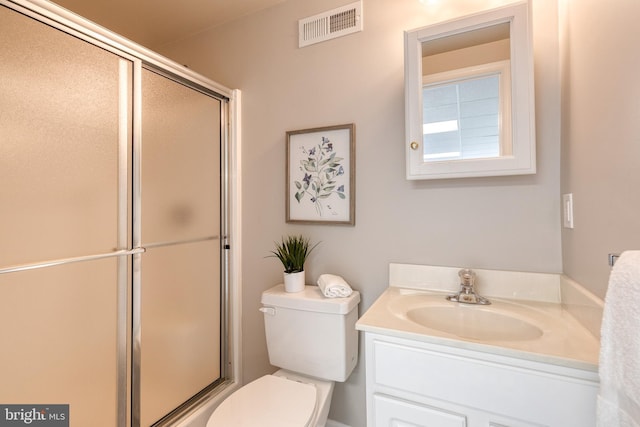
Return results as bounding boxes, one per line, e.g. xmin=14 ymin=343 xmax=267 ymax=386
xmin=261 ymin=285 xmax=360 ymax=314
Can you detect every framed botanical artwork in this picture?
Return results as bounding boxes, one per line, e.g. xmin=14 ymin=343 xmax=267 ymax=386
xmin=286 ymin=124 xmax=355 ymax=225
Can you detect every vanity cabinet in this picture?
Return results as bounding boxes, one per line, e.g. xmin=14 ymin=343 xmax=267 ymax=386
xmin=363 ymin=333 xmax=599 ymax=427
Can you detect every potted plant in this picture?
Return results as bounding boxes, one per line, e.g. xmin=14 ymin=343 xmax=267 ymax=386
xmin=268 ymin=235 xmax=319 ymax=292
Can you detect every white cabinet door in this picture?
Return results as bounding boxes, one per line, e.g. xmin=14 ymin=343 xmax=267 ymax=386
xmin=373 ymin=394 xmax=467 ymax=427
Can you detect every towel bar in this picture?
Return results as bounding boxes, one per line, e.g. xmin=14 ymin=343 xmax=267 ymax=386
xmin=608 ymin=253 xmax=620 ymax=267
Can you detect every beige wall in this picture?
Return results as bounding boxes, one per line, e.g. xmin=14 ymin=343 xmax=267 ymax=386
xmin=560 ymin=0 xmax=640 ymax=299
xmin=159 ymin=0 xmax=562 ymax=425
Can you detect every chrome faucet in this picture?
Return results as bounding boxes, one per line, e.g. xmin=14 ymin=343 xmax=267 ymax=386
xmin=446 ymin=268 xmax=491 ymax=305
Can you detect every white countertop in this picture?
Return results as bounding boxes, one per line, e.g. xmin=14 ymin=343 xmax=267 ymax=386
xmin=356 ymin=286 xmax=600 ymax=372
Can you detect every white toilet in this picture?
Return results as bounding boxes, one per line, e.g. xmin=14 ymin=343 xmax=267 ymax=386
xmin=207 ymin=284 xmax=360 ymax=427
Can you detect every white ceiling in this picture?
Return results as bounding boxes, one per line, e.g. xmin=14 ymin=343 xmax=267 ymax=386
xmin=52 ymin=0 xmax=288 ymax=48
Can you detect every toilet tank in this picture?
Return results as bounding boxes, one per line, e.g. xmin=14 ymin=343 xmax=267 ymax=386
xmin=261 ymin=284 xmax=360 ymax=382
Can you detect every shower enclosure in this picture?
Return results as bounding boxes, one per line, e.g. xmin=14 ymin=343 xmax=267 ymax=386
xmin=0 ymin=1 xmax=236 ymax=425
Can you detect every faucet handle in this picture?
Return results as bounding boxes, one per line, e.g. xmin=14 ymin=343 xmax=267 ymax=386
xmin=458 ymin=268 xmax=476 ymax=286
xmin=447 ymin=268 xmax=491 ymax=305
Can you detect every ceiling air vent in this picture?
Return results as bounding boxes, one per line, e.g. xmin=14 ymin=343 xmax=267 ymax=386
xmin=298 ymin=1 xmax=363 ymax=48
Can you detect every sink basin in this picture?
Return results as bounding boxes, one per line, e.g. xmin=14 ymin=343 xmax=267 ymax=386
xmin=384 ymin=291 xmax=547 ymax=342
xmin=406 ymin=305 xmax=543 ymax=341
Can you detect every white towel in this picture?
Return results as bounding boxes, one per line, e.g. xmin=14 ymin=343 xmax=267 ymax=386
xmin=317 ymin=274 xmax=353 ymax=298
xmin=597 ymin=250 xmax=640 ymax=427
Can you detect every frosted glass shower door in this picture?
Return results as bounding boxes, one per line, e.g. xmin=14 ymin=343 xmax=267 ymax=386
xmin=0 ymin=5 xmax=132 ymax=427
xmin=138 ymin=68 xmax=222 ymax=426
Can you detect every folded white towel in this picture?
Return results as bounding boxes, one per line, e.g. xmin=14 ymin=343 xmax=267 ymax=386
xmin=317 ymin=274 xmax=353 ymax=298
xmin=597 ymin=250 xmax=640 ymax=427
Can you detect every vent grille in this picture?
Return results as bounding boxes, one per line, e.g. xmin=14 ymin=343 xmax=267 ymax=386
xmin=299 ymin=1 xmax=362 ymax=48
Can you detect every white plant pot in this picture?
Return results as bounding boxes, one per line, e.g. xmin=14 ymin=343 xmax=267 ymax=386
xmin=283 ymin=271 xmax=305 ymax=293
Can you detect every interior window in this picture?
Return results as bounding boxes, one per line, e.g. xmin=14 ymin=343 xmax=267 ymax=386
xmin=422 ymin=61 xmax=510 ymax=162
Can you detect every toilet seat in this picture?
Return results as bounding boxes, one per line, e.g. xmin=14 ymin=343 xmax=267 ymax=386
xmin=206 ymin=374 xmax=318 ymax=427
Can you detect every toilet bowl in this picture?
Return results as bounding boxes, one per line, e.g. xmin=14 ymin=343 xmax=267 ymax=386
xmin=206 ymin=370 xmax=334 ymax=427
xmin=207 ymin=284 xmax=360 ymax=427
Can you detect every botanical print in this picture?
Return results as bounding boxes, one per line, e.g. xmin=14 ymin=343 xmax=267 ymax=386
xmin=293 ymin=135 xmax=345 ymax=217
xmin=287 ymin=125 xmax=353 ymax=223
